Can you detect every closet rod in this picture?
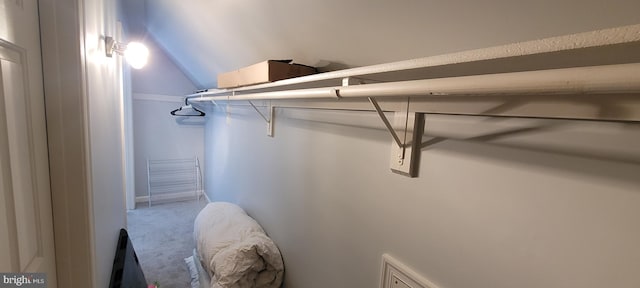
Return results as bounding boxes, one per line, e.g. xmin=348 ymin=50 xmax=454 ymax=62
xmin=187 ymin=63 xmax=640 ymax=103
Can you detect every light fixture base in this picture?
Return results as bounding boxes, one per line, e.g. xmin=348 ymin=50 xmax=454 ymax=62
xmin=105 ymin=36 xmax=115 ymax=57
xmin=105 ymin=36 xmax=126 ymax=57
xmin=104 ymin=36 xmax=149 ymax=69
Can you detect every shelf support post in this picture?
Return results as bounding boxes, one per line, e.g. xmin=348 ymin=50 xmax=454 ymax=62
xmin=248 ymin=100 xmax=275 ymax=137
xmin=369 ymin=97 xmax=404 ymax=148
xmin=369 ymin=97 xmax=424 ymax=177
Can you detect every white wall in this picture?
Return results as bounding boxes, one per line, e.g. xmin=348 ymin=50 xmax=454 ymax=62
xmin=205 ymin=107 xmax=640 ymax=288
xmin=118 ymin=0 xmax=204 ymax=204
xmin=135 ymin=0 xmax=640 ymax=287
xmin=130 ymin=39 xmax=198 ymax=96
xmin=82 ymin=1 xmax=128 ymax=286
xmin=128 ymin=43 xmax=203 ymax=203
xmin=118 ymin=0 xmax=197 ymax=96
xmin=133 ymin=95 xmax=205 ymax=199
xmin=146 ymin=0 xmax=640 ymax=88
xmin=194 ymin=2 xmax=640 ymax=285
xmin=41 ymin=0 xmax=128 ymax=286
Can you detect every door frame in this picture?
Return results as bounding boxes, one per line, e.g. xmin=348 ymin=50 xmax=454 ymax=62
xmin=38 ymin=1 xmax=94 ymax=287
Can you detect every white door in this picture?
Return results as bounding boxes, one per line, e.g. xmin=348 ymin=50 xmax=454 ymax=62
xmin=0 ymin=0 xmax=57 ymax=286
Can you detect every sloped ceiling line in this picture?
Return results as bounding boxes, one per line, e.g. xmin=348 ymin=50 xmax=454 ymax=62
xmin=132 ymin=0 xmax=640 ymax=89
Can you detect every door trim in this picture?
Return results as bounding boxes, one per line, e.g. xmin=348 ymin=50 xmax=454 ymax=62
xmin=38 ymin=0 xmax=94 ymax=287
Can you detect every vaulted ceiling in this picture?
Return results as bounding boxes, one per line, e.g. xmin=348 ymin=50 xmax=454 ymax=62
xmin=120 ymin=0 xmax=640 ymax=89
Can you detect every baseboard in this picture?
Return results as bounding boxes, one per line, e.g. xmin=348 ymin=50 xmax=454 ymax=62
xmin=136 ymin=190 xmax=204 ymax=203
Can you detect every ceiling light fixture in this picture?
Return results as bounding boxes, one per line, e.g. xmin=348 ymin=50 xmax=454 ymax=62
xmin=105 ymin=36 xmax=149 ymax=69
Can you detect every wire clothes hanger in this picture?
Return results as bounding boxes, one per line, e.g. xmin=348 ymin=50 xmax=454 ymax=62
xmin=170 ymin=98 xmax=206 ymax=117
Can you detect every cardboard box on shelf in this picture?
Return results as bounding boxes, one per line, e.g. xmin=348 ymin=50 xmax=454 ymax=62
xmin=217 ymin=60 xmax=317 ymax=89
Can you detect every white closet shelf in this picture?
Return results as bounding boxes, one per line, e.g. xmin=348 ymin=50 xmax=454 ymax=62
xmin=187 ymin=24 xmax=640 ymax=123
xmin=185 ymin=24 xmax=640 ymax=177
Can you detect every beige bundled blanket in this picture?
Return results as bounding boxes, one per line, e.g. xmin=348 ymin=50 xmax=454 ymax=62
xmin=194 ymin=202 xmax=284 ymax=288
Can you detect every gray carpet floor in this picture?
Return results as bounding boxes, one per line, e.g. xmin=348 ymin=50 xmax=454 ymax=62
xmin=127 ymin=199 xmax=207 ymax=288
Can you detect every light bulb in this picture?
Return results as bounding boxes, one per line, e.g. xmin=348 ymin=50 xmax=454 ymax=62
xmin=124 ymin=42 xmax=149 ymax=69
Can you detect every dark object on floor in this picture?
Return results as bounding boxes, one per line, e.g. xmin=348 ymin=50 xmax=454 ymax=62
xmin=109 ymin=228 xmax=148 ymax=288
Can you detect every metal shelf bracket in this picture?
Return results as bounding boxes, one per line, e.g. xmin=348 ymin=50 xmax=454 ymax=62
xmin=369 ymin=97 xmax=424 ymax=177
xmin=248 ymin=100 xmax=275 ymax=137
